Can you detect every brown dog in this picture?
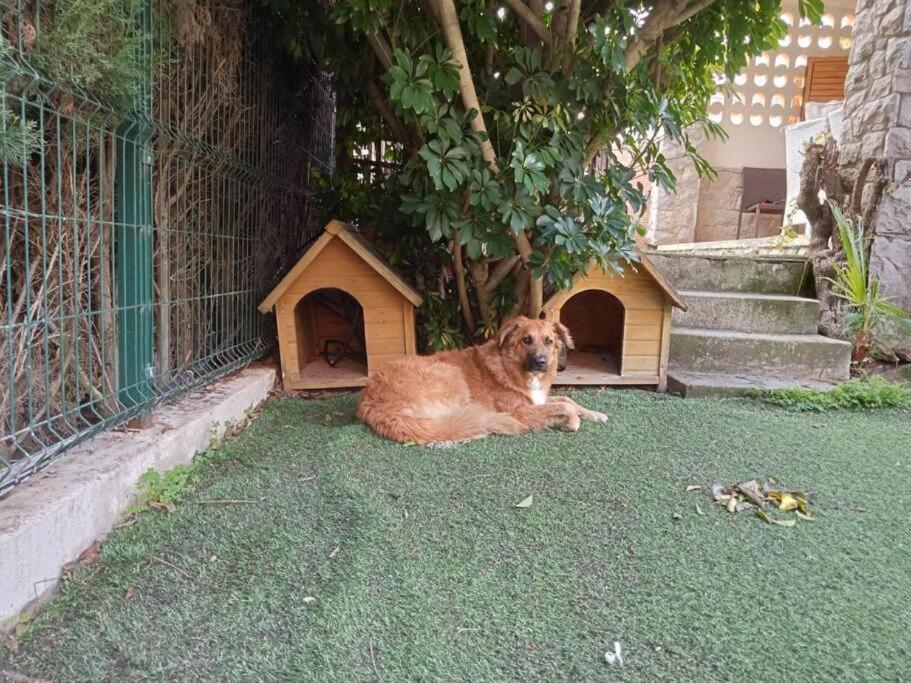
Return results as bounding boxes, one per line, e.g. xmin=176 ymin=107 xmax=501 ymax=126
xmin=356 ymin=316 xmax=608 ymax=443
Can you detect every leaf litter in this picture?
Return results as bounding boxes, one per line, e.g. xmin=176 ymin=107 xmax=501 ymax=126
xmin=708 ymin=479 xmax=815 ymax=526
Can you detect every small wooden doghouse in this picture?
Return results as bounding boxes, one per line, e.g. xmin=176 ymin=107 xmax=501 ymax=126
xmin=259 ymin=220 xmax=422 ymax=390
xmin=543 ymin=253 xmax=686 ymax=390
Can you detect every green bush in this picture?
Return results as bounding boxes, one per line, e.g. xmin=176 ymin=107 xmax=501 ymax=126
xmin=32 ymin=0 xmax=146 ymax=111
xmin=758 ymin=376 xmax=911 ymax=412
xmin=0 ymin=107 xmax=41 ymax=163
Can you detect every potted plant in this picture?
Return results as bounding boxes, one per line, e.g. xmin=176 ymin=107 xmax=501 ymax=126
xmin=827 ymin=203 xmax=910 ymax=364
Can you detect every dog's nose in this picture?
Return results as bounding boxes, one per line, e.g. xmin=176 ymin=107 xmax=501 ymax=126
xmin=533 ymin=355 xmax=547 ymax=370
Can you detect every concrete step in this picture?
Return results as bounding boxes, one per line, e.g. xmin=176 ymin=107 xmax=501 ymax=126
xmin=673 ymin=290 xmax=819 ymax=335
xmin=669 ymin=328 xmax=851 ymax=382
xmin=667 ymin=370 xmax=838 ymax=398
xmin=648 ymin=253 xmax=811 ymax=295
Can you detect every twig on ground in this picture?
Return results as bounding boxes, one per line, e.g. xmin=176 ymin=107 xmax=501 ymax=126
xmin=151 ymin=556 xmax=193 ymax=580
xmin=369 ymin=642 xmax=380 ymax=678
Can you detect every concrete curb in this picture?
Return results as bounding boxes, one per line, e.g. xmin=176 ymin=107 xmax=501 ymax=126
xmin=0 ymin=366 xmax=276 ymax=629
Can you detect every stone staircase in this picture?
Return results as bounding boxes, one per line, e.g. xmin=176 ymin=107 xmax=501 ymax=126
xmin=648 ymin=253 xmax=852 ymax=397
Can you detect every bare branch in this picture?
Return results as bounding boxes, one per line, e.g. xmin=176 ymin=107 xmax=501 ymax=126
xmin=565 ymin=0 xmax=582 ymax=49
xmin=429 ymin=0 xmax=498 ymax=169
xmin=503 ymin=0 xmax=552 ymax=44
xmin=451 ymin=235 xmax=477 ymax=333
xmin=366 ymin=32 xmax=394 ymax=70
xmin=485 ymin=254 xmax=522 ymax=292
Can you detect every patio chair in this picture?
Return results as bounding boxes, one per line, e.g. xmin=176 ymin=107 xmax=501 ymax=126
xmin=736 ymin=167 xmax=787 ymax=239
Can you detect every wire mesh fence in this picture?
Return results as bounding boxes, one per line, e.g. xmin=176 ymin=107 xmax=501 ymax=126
xmin=0 ymin=0 xmax=334 ymax=494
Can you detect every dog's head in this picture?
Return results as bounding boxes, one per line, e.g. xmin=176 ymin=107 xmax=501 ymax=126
xmin=497 ymin=316 xmax=574 ymax=375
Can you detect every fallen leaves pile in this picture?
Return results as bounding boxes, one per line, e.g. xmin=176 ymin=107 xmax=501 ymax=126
xmin=705 ymin=480 xmax=814 ymax=526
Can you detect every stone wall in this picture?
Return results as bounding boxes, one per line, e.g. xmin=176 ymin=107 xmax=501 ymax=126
xmin=838 ymin=0 xmax=911 ymax=358
xmin=694 ymin=168 xmax=783 ymax=242
xmin=645 ymin=134 xmax=703 ymax=244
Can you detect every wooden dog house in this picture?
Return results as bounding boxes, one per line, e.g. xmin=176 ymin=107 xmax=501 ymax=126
xmin=543 ymin=254 xmax=686 ymax=390
xmin=259 ymin=220 xmax=422 ymax=390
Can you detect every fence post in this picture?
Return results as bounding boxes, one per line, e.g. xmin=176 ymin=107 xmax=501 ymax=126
xmin=116 ymin=0 xmax=154 ymax=414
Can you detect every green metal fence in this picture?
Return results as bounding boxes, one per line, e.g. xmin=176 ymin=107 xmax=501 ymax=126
xmin=0 ymin=0 xmax=334 ymax=494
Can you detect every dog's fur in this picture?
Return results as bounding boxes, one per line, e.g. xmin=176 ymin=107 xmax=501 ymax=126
xmin=356 ymin=316 xmax=608 ymax=443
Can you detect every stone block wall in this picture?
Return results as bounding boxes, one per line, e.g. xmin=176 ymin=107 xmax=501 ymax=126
xmin=645 ymin=134 xmax=702 ymax=245
xmin=839 ymin=0 xmax=911 ymax=358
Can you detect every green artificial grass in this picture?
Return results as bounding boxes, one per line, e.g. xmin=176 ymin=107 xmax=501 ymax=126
xmin=4 ymin=391 xmax=911 ymax=681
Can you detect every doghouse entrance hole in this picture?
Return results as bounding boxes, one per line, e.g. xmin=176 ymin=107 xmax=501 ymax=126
xmin=294 ymin=288 xmax=368 ymax=387
xmin=557 ymin=290 xmax=624 ymax=383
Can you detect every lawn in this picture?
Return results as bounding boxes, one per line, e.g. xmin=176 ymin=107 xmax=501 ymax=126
xmin=3 ymin=391 xmax=910 ymax=681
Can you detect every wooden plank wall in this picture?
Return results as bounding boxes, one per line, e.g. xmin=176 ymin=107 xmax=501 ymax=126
xmin=275 ymin=237 xmax=411 ymax=380
xmin=801 ymin=56 xmax=848 ymax=119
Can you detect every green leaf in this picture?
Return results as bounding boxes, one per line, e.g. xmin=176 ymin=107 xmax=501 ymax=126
xmin=505 ymin=67 xmax=523 ymax=85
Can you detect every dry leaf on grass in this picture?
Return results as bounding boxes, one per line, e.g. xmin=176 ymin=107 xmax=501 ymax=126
xmin=755 ymin=509 xmax=797 ymax=527
xmin=768 ymin=491 xmax=799 ymax=511
xmin=515 ymin=495 xmax=534 ymax=508
xmin=124 ymin=586 xmax=137 ymax=600
xmin=78 ymin=544 xmax=101 ymax=566
xmin=711 ymin=479 xmax=815 ymax=525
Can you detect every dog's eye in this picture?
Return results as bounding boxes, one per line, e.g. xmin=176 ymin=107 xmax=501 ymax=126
xmin=522 ymin=335 xmax=533 ymax=345
xmin=544 ymin=337 xmax=553 ymax=346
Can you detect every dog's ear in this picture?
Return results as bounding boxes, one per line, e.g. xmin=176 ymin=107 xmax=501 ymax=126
xmin=497 ymin=317 xmax=526 ymax=347
xmin=554 ymin=321 xmax=574 ymax=350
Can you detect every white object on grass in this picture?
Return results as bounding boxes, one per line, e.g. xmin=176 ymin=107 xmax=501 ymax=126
xmin=604 ymin=641 xmax=623 ymax=666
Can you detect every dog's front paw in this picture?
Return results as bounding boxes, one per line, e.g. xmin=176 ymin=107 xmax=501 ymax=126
xmin=590 ymin=410 xmax=609 ymax=423
xmin=563 ymin=411 xmax=581 ymax=432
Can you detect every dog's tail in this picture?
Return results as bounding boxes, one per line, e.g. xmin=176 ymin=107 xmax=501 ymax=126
xmin=356 ymin=401 xmax=523 ymax=444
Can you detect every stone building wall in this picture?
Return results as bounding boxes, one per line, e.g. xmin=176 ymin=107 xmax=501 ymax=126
xmin=644 ymin=134 xmax=703 ymax=245
xmin=838 ymin=0 xmax=911 ymax=358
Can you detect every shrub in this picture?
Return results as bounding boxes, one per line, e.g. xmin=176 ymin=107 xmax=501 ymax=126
xmin=758 ymin=376 xmax=911 ymax=412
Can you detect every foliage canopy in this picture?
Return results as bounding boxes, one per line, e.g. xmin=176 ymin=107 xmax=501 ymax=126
xmin=268 ymin=0 xmax=820 ymax=336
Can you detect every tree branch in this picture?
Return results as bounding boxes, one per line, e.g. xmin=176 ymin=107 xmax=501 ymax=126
xmin=582 ymin=0 xmax=719 ymax=166
xmin=503 ymin=0 xmax=551 ymax=44
xmin=430 ymin=0 xmax=544 ymax=316
xmin=451 ymin=235 xmax=476 ymax=333
xmin=561 ymin=0 xmax=582 ymax=76
xmin=365 ymin=80 xmax=418 ymax=155
xmin=366 ymin=31 xmax=394 ymax=70
xmin=430 ymin=0 xmax=498 ymax=169
xmin=485 ymin=254 xmax=522 ymax=292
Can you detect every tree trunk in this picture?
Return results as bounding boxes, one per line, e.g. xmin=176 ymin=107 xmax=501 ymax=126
xmin=851 ymin=329 xmax=872 ymax=365
xmin=451 ymin=235 xmax=476 ymax=334
xmin=430 ymin=0 xmax=544 ymax=321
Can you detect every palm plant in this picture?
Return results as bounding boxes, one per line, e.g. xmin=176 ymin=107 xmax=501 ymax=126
xmin=827 ymin=202 xmax=910 ymax=363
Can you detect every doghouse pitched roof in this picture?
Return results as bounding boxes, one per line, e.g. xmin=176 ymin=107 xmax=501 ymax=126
xmin=542 ymin=252 xmax=687 ymax=311
xmin=258 ymin=220 xmax=423 ymax=313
